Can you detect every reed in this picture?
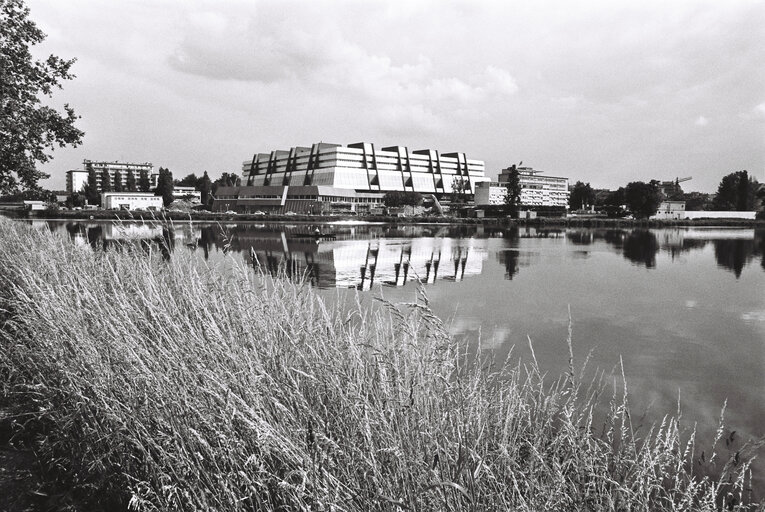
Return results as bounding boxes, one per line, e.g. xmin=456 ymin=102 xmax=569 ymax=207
xmin=0 ymin=218 xmax=760 ymax=511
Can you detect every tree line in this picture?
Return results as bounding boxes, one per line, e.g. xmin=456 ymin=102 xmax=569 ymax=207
xmin=569 ymin=170 xmax=763 ymax=219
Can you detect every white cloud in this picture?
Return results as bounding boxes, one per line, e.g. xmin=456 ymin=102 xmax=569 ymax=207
xmin=695 ymin=116 xmax=709 ymax=126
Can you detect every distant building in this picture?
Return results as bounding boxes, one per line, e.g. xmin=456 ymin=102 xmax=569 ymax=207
xmin=23 ymin=200 xmax=46 ymax=211
xmin=213 ymin=142 xmax=490 ymax=213
xmin=173 ymin=186 xmax=201 ymax=202
xmin=101 ymin=192 xmax=163 ymax=211
xmin=66 ymin=160 xmax=158 ymax=194
xmin=495 ymin=166 xmax=570 ymax=208
xmin=652 ymin=201 xmax=686 ymax=220
xmin=474 ymin=182 xmax=508 ymax=206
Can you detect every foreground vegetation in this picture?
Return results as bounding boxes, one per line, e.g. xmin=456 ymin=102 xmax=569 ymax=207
xmin=0 ymin=219 xmax=762 ymax=511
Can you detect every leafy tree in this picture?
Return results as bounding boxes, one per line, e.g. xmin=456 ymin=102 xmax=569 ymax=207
xmin=65 ymin=192 xmax=86 ymax=208
xmin=450 ymin=176 xmax=468 ymax=204
xmin=0 ymin=0 xmax=84 ymax=194
xmin=383 ymin=191 xmax=423 ymax=207
xmin=84 ymin=167 xmax=99 ymax=205
xmin=100 ymin=169 xmax=111 ymax=193
xmin=713 ymin=170 xmax=759 ymax=211
xmin=126 ymin=169 xmax=136 ymax=192
xmin=199 ymin=171 xmax=212 ymax=208
xmin=0 ymin=187 xmax=55 ymax=202
xmin=624 ymin=181 xmax=662 ymax=219
xmin=680 ymin=191 xmax=713 ymax=211
xmin=569 ymin=181 xmax=595 ymax=210
xmin=503 ymin=165 xmax=521 ymax=218
xmin=113 ymin=170 xmax=123 ymax=192
xmin=155 ymin=167 xmax=174 ymax=207
xmin=174 ymin=173 xmax=199 ymax=188
xmin=138 ymin=168 xmax=151 ymax=192
xmin=211 ymin=172 xmax=241 ymax=198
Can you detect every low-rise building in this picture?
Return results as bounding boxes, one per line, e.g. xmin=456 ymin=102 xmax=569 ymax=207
xmin=651 ymin=201 xmax=686 ymax=220
xmin=173 ymin=186 xmax=201 ymax=202
xmin=101 ymin=192 xmax=163 ymax=211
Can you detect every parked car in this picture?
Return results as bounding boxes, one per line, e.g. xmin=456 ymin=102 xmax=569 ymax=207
xmin=284 ymin=211 xmax=297 ymax=216
xmin=253 ymin=211 xmax=266 ymax=215
xmin=224 ymin=210 xmax=237 ymax=215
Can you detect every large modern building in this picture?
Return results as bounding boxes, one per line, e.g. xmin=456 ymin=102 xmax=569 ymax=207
xmin=212 ymin=142 xmax=489 ymax=213
xmin=66 ymin=160 xmax=158 ymax=195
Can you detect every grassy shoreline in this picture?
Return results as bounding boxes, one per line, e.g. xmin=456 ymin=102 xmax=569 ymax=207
xmin=0 ymin=218 xmax=762 ymax=510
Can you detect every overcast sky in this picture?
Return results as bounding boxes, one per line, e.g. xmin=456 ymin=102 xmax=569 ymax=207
xmin=28 ymin=0 xmax=765 ymax=192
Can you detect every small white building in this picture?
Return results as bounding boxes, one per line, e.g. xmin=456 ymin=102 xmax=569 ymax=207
xmin=651 ymin=201 xmax=686 ymax=220
xmin=23 ymin=200 xmax=46 ymax=211
xmin=474 ymin=182 xmax=509 ymax=206
xmin=101 ymin=192 xmax=163 ymax=211
xmin=173 ymin=186 xmax=201 ymax=202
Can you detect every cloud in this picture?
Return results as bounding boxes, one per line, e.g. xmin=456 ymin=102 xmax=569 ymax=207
xmin=695 ymin=116 xmax=709 ymax=126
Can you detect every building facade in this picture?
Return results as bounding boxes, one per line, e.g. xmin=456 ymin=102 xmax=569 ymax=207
xmin=173 ymin=186 xmax=201 ymax=202
xmin=213 ymin=142 xmax=489 ymax=213
xmin=651 ymin=201 xmax=686 ymax=220
xmin=101 ymin=192 xmax=163 ymax=211
xmin=66 ymin=160 xmax=158 ymax=194
xmin=497 ymin=166 xmax=569 ymax=208
xmin=474 ymin=182 xmax=509 ymax=206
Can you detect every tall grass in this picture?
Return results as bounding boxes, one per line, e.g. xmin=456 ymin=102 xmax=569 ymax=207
xmin=0 ymin=218 xmax=761 ymax=511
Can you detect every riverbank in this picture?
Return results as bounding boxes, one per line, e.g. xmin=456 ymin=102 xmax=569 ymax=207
xmin=0 ymin=218 xmax=761 ymax=511
xmin=7 ymin=207 xmax=765 ymax=228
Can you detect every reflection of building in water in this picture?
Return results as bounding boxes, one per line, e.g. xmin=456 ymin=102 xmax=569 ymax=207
xmin=103 ymin=223 xmax=163 ymax=240
xmin=248 ymin=236 xmax=488 ymax=289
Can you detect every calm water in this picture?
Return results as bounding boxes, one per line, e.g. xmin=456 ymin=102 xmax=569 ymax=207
xmin=29 ymin=219 xmax=765 ymax=474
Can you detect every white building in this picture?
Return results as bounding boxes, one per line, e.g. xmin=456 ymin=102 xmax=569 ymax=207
xmin=651 ymin=201 xmax=686 ymax=220
xmin=101 ymin=192 xmax=163 ymax=211
xmin=173 ymin=186 xmax=201 ymax=202
xmin=497 ymin=166 xmax=569 ymax=208
xmin=474 ymin=182 xmax=509 ymax=206
xmin=66 ymin=160 xmax=158 ymax=194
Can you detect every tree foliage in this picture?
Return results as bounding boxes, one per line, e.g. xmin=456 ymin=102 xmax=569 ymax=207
xmin=713 ymin=170 xmax=759 ymax=211
xmin=113 ymin=170 xmax=123 ymax=192
xmin=503 ymin=165 xmax=521 ymax=218
xmin=155 ymin=167 xmax=174 ymax=207
xmin=199 ymin=171 xmax=212 ymax=209
xmin=126 ymin=169 xmax=136 ymax=192
xmin=84 ymin=167 xmax=99 ymax=205
xmin=0 ymin=0 xmax=84 ymax=193
xmin=174 ymin=173 xmax=199 ymax=188
xmin=624 ymin=181 xmax=662 ymax=219
xmin=138 ymin=169 xmax=151 ymax=192
xmin=100 ymin=170 xmax=111 ymax=193
xmin=569 ymin=181 xmax=595 ymax=210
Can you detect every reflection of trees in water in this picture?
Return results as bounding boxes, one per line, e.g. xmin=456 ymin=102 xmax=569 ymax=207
xmin=86 ymin=226 xmax=105 ymax=251
xmin=567 ymin=230 xmax=595 ymax=245
xmin=758 ymin=230 xmax=765 ymax=272
xmin=498 ymin=250 xmax=520 ymax=280
xmin=622 ymin=230 xmax=658 ymax=268
xmin=713 ymin=239 xmax=755 ymax=278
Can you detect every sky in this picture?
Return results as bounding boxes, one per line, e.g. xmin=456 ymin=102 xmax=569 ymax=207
xmin=26 ymin=0 xmax=765 ymax=193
